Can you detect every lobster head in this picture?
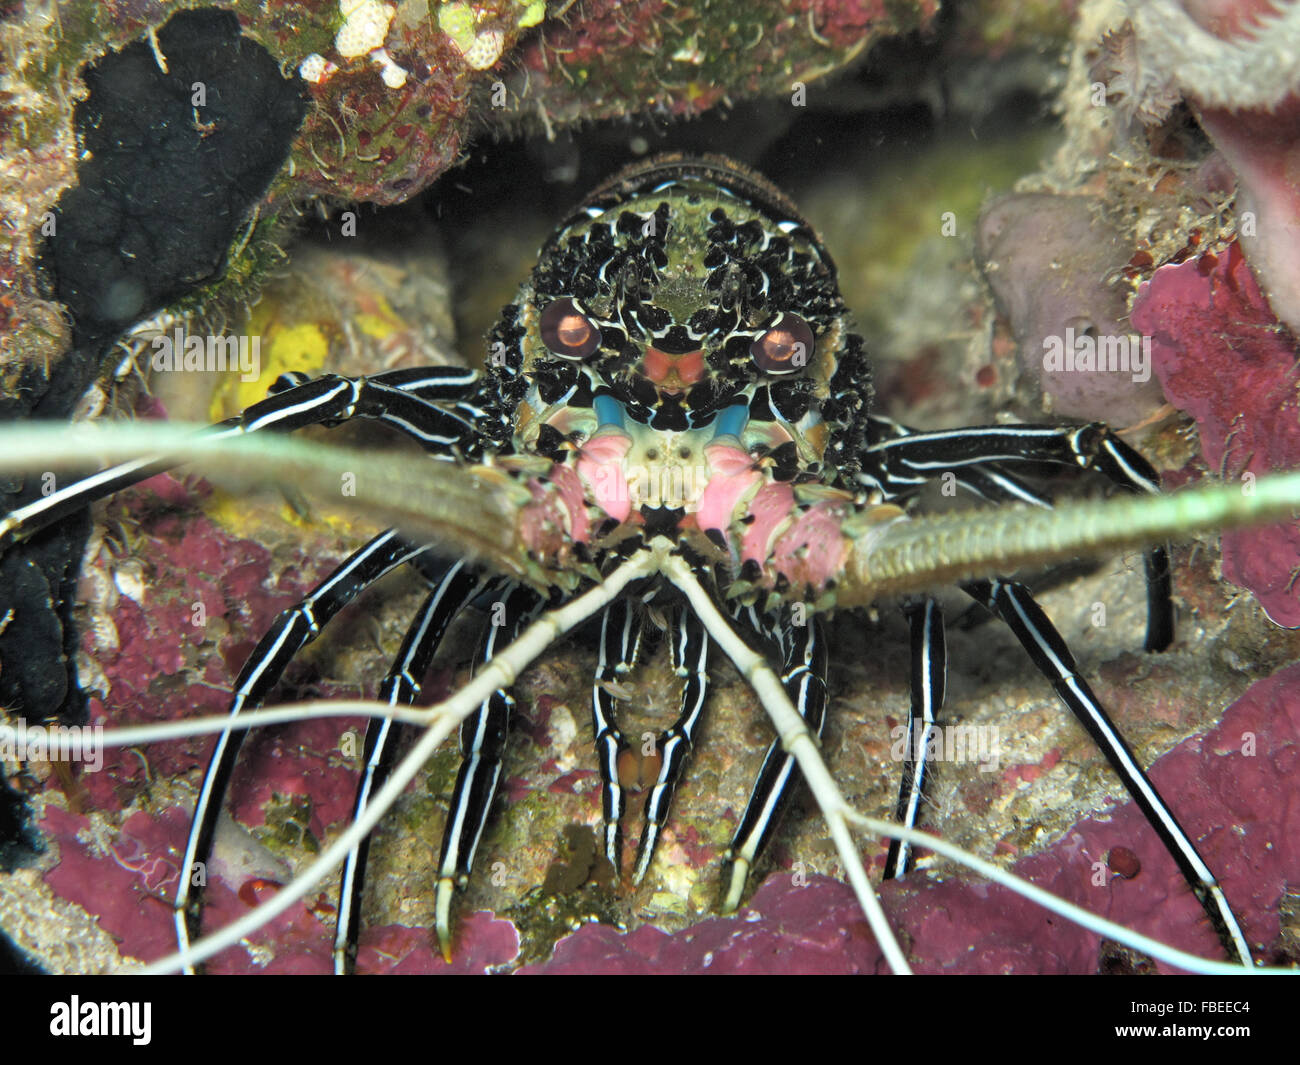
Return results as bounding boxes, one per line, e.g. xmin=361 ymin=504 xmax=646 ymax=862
xmin=487 ymin=154 xmax=873 ymax=528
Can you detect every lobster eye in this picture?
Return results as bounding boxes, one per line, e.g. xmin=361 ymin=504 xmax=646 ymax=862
xmin=750 ymin=312 xmax=814 ymax=375
xmin=540 ymin=298 xmax=601 ymax=360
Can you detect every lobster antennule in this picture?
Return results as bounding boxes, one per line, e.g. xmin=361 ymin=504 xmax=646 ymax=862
xmin=831 ymin=472 xmax=1300 ymax=608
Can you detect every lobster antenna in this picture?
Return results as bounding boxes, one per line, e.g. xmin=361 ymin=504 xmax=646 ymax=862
xmin=839 ymin=472 xmax=1300 ymax=606
xmin=85 ymin=700 xmax=439 ymax=748
xmin=0 ymin=423 xmax=547 ymax=587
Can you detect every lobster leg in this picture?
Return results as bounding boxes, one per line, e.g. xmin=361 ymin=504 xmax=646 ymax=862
xmin=720 ymin=604 xmax=828 ymax=912
xmin=864 ymin=418 xmax=1248 ymax=960
xmin=963 ymin=576 xmax=1252 ymax=966
xmin=864 ymin=418 xmax=1160 ymax=493
xmin=884 ymin=597 xmax=947 ymax=880
xmin=0 ymin=366 xmax=484 ymax=550
xmin=272 ymin=366 xmax=482 ymax=407
xmin=862 ymin=415 xmax=1172 ymax=652
xmin=267 ymin=369 xmax=485 ymax=458
xmin=434 ymin=582 xmax=547 ymax=960
xmin=630 ymin=605 xmax=711 ymax=884
xmin=177 ymin=528 xmax=426 ymax=970
xmin=333 ymin=556 xmax=487 ymax=974
xmin=590 ymin=597 xmax=647 ymax=872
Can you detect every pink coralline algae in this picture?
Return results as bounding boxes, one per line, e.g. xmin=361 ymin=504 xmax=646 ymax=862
xmin=41 ymin=805 xmax=190 ymax=966
xmin=528 ymin=875 xmax=884 ymax=975
xmin=355 ymin=915 xmax=520 ymax=975
xmin=530 ymin=662 xmax=1300 ymax=974
xmin=41 ymin=798 xmax=521 ymax=972
xmin=1131 ymin=242 xmax=1300 ymax=627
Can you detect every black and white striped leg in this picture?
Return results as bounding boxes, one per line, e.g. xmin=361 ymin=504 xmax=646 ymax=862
xmin=963 ymin=577 xmax=1252 ymax=966
xmin=0 ymin=366 xmax=484 ymax=550
xmin=884 ymin=598 xmax=947 ymax=880
xmin=630 ymin=606 xmax=710 ymax=885
xmin=434 ymin=583 xmax=545 ymax=960
xmin=720 ymin=607 xmax=828 ymax=913
xmin=333 ymin=557 xmax=487 ymax=974
xmin=272 ymin=366 xmax=491 ymax=433
xmin=590 ymin=597 xmax=646 ymax=872
xmin=264 ymin=369 xmax=484 ymax=458
xmin=175 ymin=528 xmax=424 ymax=970
xmin=270 ymin=365 xmax=481 ymax=405
xmin=863 ymin=417 xmax=1173 ymax=652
